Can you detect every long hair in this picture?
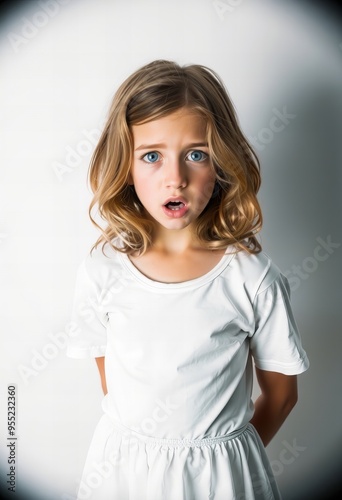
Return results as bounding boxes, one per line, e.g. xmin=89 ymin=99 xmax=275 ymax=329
xmin=88 ymin=59 xmax=262 ymax=255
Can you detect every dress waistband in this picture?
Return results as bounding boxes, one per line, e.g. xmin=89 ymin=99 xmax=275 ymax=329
xmin=105 ymin=415 xmax=250 ymax=448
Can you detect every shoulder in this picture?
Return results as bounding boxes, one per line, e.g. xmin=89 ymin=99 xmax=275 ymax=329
xmin=79 ymin=237 xmax=125 ymax=285
xmin=230 ymin=248 xmax=283 ymax=300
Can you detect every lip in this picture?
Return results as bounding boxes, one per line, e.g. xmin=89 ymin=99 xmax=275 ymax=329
xmin=162 ymin=196 xmax=189 ymax=219
xmin=162 ymin=196 xmax=188 ymax=206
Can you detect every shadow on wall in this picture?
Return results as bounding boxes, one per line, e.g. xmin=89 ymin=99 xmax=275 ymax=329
xmin=259 ymin=78 xmax=342 ymax=500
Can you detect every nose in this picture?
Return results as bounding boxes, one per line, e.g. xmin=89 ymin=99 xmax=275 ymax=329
xmin=164 ymin=157 xmax=188 ymax=189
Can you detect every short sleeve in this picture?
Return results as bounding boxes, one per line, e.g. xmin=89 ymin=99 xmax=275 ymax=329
xmin=66 ymin=259 xmax=108 ymax=359
xmin=249 ymin=270 xmax=309 ymax=375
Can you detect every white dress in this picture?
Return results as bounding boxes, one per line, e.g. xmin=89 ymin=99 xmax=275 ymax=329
xmin=67 ymin=240 xmax=309 ymax=500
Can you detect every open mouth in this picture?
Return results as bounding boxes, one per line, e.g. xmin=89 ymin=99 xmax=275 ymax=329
xmin=162 ymin=197 xmax=188 ymax=218
xmin=164 ymin=201 xmax=185 ymax=211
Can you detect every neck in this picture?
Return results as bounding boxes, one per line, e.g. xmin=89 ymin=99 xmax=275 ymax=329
xmin=152 ymin=226 xmax=202 ymax=255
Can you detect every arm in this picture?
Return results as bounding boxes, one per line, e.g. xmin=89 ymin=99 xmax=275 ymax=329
xmin=250 ymin=368 xmax=298 ymax=447
xmin=95 ymin=357 xmax=108 ymax=395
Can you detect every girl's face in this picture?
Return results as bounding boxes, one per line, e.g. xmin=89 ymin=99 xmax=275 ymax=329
xmin=130 ymin=108 xmax=216 ymax=234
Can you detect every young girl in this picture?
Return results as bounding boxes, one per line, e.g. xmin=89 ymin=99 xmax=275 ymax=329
xmin=67 ymin=59 xmax=309 ymax=500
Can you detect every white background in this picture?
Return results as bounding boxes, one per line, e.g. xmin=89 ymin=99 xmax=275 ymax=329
xmin=0 ymin=0 xmax=341 ymax=498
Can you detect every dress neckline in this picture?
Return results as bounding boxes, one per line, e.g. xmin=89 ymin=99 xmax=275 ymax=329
xmin=117 ymin=247 xmax=236 ymax=290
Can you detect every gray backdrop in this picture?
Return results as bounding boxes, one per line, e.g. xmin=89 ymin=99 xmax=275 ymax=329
xmin=0 ymin=0 xmax=341 ymax=498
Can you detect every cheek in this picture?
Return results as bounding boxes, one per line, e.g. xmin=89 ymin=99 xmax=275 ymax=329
xmin=196 ymin=174 xmax=216 ymax=202
xmin=132 ymin=174 xmax=155 ymax=200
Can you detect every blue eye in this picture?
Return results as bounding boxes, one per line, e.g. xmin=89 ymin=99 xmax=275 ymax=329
xmin=142 ymin=151 xmax=160 ymax=163
xmin=187 ymin=150 xmax=207 ymax=162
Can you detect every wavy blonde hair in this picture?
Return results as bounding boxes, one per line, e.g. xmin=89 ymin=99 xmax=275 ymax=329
xmin=89 ymin=59 xmax=262 ymax=255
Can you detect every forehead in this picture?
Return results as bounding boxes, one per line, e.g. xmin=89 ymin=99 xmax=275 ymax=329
xmin=131 ymin=108 xmax=207 ymax=142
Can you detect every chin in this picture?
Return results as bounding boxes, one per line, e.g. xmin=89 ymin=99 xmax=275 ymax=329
xmin=158 ymin=218 xmax=191 ymax=230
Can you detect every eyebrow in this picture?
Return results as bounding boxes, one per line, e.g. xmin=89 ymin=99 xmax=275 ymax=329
xmin=134 ymin=142 xmax=209 ymax=151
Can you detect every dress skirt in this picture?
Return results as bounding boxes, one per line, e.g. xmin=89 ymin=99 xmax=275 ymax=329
xmin=75 ymin=414 xmax=281 ymax=500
